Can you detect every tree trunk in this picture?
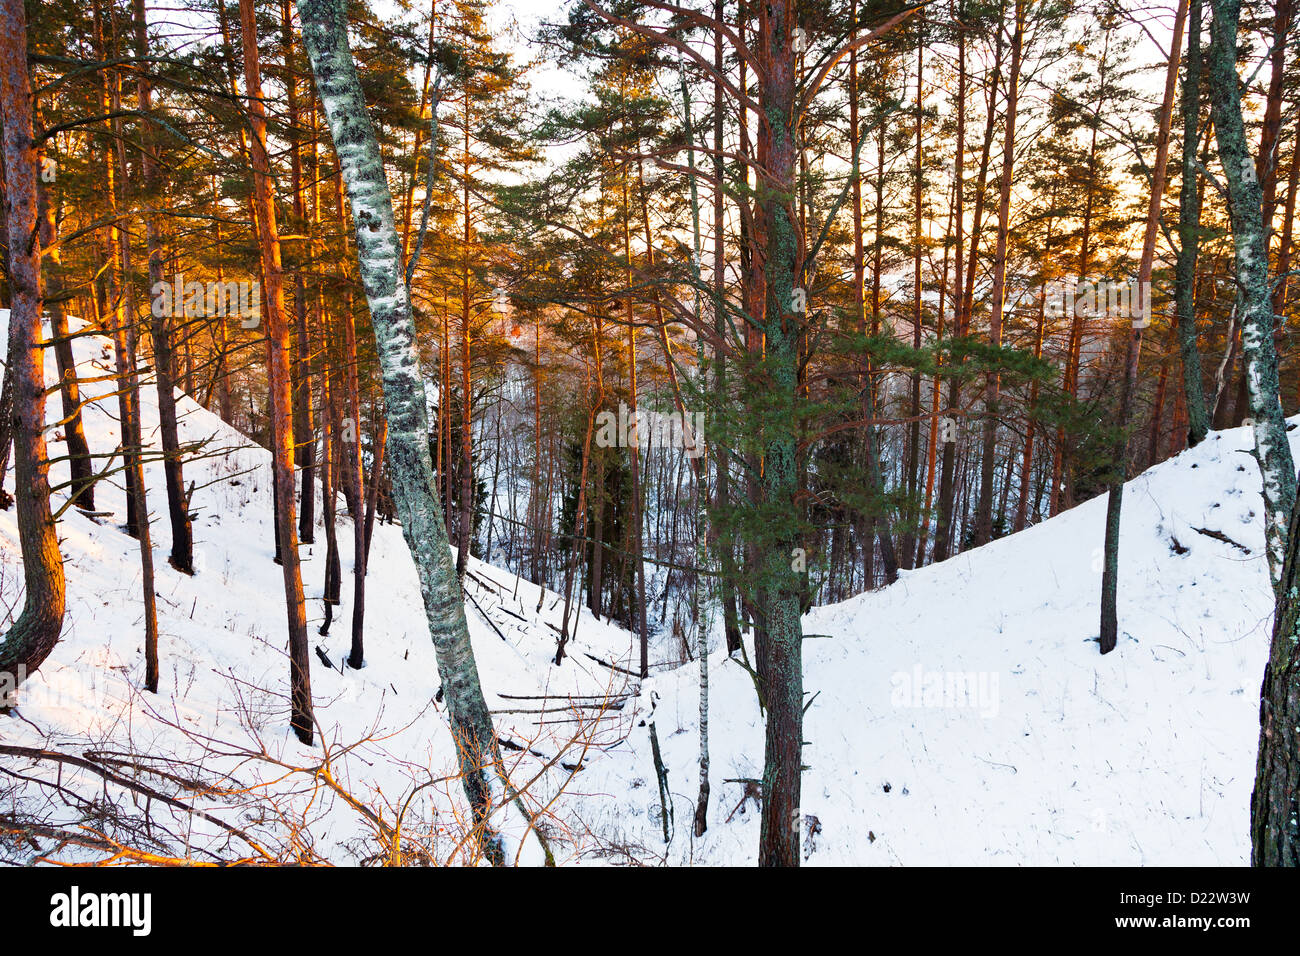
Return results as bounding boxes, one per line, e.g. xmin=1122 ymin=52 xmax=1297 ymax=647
xmin=340 ymin=302 xmax=366 ymax=668
xmin=712 ymin=0 xmax=741 ymax=654
xmin=97 ymin=0 xmax=159 ymax=690
xmin=241 ymin=0 xmax=314 ymax=742
xmin=0 ymin=0 xmax=67 ymax=686
xmin=1176 ymin=0 xmax=1210 ymax=448
xmin=1256 ymin=0 xmax=1293 ymax=238
xmin=297 ymin=0 xmax=549 ymax=865
xmin=974 ymin=0 xmax=1024 ymax=548
xmin=1100 ymin=0 xmax=1187 ymax=653
xmin=283 ymin=0 xmax=317 ymax=545
xmin=456 ymin=110 xmax=475 ymax=580
xmin=1275 ymin=109 xmax=1300 ymax=332
xmin=755 ymin=0 xmax=804 ymax=868
xmin=900 ymin=36 xmax=924 ymax=569
xmin=1207 ymin=0 xmax=1296 ymax=589
xmin=319 ymin=354 xmax=342 ymax=634
xmin=363 ymin=415 xmax=387 ymax=564
xmin=36 ymin=181 xmax=95 ymax=512
xmin=1053 ymin=27 xmax=1112 ymax=514
xmin=1253 ymin=464 xmax=1300 ymax=864
xmin=133 ymin=0 xmax=193 ymax=575
xmin=676 ymin=52 xmax=711 ymax=837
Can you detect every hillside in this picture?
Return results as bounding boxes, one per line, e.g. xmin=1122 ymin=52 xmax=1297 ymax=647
xmin=0 ymin=311 xmax=1282 ymax=865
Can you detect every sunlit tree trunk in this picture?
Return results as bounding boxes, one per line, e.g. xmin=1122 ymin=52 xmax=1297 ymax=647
xmin=36 ymin=177 xmax=94 ymax=512
xmin=1100 ymin=0 xmax=1187 ymax=654
xmin=0 ymin=0 xmax=65 ymax=685
xmin=282 ymin=0 xmax=316 ymax=544
xmin=973 ymin=0 xmax=1024 ymax=548
xmin=101 ymin=0 xmax=159 ymax=691
xmin=133 ymin=0 xmax=193 ymax=575
xmin=240 ymin=0 xmax=314 ymax=740
xmin=1176 ymin=0 xmax=1209 ymax=448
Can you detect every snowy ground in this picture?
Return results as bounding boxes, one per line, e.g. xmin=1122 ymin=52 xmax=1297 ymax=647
xmin=0 ymin=311 xmax=1281 ymax=865
xmin=595 ymin=424 xmax=1276 ymax=865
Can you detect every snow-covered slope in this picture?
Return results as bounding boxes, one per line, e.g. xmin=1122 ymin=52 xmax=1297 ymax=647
xmin=0 ymin=314 xmax=639 ymax=864
xmin=583 ymin=423 xmax=1281 ymax=865
xmin=0 ymin=309 xmax=1283 ymax=865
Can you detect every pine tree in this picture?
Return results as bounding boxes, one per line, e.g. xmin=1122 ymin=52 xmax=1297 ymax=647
xmin=0 ymin=0 xmax=66 ymax=687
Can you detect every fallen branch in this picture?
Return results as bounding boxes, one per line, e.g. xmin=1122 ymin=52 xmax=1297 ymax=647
xmin=1192 ymin=526 xmax=1252 ymax=554
xmin=0 ymin=744 xmax=272 ymax=860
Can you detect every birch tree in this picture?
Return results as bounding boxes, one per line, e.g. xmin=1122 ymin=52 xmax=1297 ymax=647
xmin=1206 ymin=0 xmax=1295 ymax=589
xmin=295 ymin=0 xmax=549 ymax=865
xmin=677 ymin=47 xmax=711 ymax=839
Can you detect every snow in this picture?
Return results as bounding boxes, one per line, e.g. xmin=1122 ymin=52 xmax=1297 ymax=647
xmin=583 ymin=427 xmax=1277 ymax=865
xmin=0 ymin=309 xmax=1284 ymax=865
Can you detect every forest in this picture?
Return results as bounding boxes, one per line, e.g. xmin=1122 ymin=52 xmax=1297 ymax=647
xmin=0 ymin=0 xmax=1298 ymax=870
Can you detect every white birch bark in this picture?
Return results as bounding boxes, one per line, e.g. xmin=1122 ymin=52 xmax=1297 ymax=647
xmin=679 ymin=50 xmax=711 ymax=839
xmin=295 ymin=0 xmax=548 ymax=865
xmin=1207 ymin=0 xmax=1296 ymax=587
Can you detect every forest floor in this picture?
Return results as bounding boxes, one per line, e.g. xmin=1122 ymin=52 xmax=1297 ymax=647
xmin=0 ymin=311 xmax=1281 ymax=865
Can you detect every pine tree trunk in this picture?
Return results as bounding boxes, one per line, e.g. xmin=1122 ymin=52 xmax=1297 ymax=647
xmin=0 ymin=337 xmax=16 ymax=512
xmin=900 ymin=36 xmax=924 ymax=570
xmin=283 ymin=0 xmax=317 ymax=545
xmin=99 ymin=0 xmax=159 ymax=690
xmin=1274 ymin=110 xmax=1300 ymax=330
xmin=1256 ymin=0 xmax=1293 ymax=236
xmin=0 ymin=0 xmax=66 ymax=684
xmin=974 ymin=0 xmax=1024 ymax=548
xmin=36 ymin=179 xmax=95 ymax=512
xmin=938 ymin=0 xmax=996 ymax=559
xmin=456 ymin=115 xmax=474 ymax=580
xmin=1176 ymin=0 xmax=1210 ymax=448
xmin=933 ymin=0 xmax=963 ymax=561
xmin=1100 ymin=0 xmax=1187 ymax=653
xmin=241 ymin=0 xmax=313 ymax=742
xmin=1253 ymin=468 xmax=1300 ymax=864
xmin=133 ymin=0 xmax=194 ymax=576
xmin=319 ymin=355 xmax=341 ymax=634
xmin=363 ymin=416 xmax=387 ymax=563
xmin=1052 ymin=28 xmax=1112 ymax=515
xmin=1014 ymin=283 xmax=1048 ymax=533
xmin=340 ymin=304 xmax=366 ymax=668
xmin=754 ymin=0 xmax=804 ymax=868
